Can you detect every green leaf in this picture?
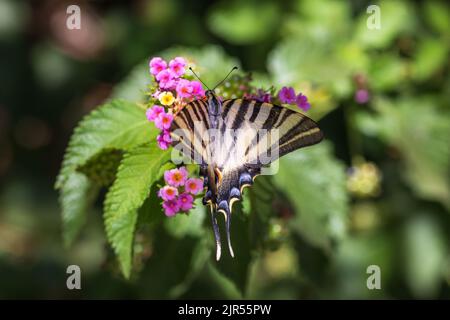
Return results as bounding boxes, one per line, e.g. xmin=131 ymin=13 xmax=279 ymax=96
xmin=104 ymin=144 xmax=171 ymax=278
xmin=268 ymin=36 xmax=348 ymax=89
xmin=77 ymin=148 xmax=123 ymax=187
xmin=289 ymin=0 xmax=351 ymax=41
xmin=368 ymin=54 xmax=408 ymax=91
xmin=404 ymin=215 xmax=447 ymax=298
xmin=333 ymin=231 xmax=395 ymax=299
xmin=134 ymin=199 xmax=211 ymax=298
xmin=267 ymin=34 xmax=353 ymax=118
xmin=59 ymin=172 xmax=99 ymax=247
xmin=55 ymin=99 xmax=157 ymax=189
xmin=355 ymin=96 xmax=450 ymax=208
xmin=137 ymin=162 xmax=175 ymax=228
xmin=207 ymin=1 xmax=280 ymax=44
xmin=423 ymin=1 xmax=450 ymax=35
xmin=247 ymin=176 xmax=274 ymax=250
xmin=213 ymin=205 xmax=252 ymax=296
xmin=137 ymin=227 xmax=211 ymax=299
xmin=273 ymin=142 xmax=349 ymax=249
xmin=411 ymin=37 xmax=449 ymax=81
xmin=110 ymin=63 xmax=153 ymax=103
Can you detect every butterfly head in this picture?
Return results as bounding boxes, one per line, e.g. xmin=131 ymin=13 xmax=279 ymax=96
xmin=205 ymin=90 xmax=221 ymax=116
xmin=205 ymin=90 xmax=216 ymax=99
xmin=189 ymin=66 xmax=238 ymax=116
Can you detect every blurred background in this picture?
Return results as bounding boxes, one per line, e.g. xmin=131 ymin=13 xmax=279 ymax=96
xmin=0 ymin=0 xmax=449 ymax=299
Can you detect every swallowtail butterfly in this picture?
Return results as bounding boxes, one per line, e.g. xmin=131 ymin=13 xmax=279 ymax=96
xmin=170 ymin=68 xmax=323 ymax=260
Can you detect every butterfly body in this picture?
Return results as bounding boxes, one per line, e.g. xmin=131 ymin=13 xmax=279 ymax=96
xmin=170 ymin=91 xmax=323 ymax=260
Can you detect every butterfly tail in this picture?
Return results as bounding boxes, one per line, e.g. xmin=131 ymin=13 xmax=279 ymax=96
xmin=210 ymin=206 xmax=222 ymax=261
xmin=225 ymin=209 xmax=235 ymax=258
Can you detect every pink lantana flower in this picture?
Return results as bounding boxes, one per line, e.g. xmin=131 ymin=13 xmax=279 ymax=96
xmin=296 ymin=93 xmax=311 ymax=111
xmin=169 ymin=57 xmax=186 ymax=77
xmin=355 ymin=89 xmax=370 ymax=104
xmin=191 ymin=81 xmax=205 ymax=97
xmin=164 ymin=167 xmax=188 ymax=187
xmin=176 ymin=79 xmax=194 ymax=98
xmin=185 ymin=178 xmax=203 ymax=195
xmin=278 ymin=87 xmax=296 ymax=104
xmin=149 ymin=57 xmax=167 ymax=76
xmin=158 ymin=185 xmax=178 ymax=201
xmin=157 ymin=130 xmax=172 ymax=150
xmin=162 ymin=199 xmax=180 ymax=217
xmin=156 ymin=69 xmax=176 ymax=89
xmin=178 ymin=193 xmax=194 ymax=211
xmin=146 ymin=105 xmax=165 ymax=122
xmin=154 ymin=112 xmax=173 ymax=130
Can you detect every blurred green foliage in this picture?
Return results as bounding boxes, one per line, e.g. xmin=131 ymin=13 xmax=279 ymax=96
xmin=0 ymin=0 xmax=449 ymax=299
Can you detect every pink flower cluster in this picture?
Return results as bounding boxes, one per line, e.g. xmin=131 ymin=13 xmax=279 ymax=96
xmin=146 ymin=56 xmax=206 ymax=150
xmin=146 ymin=105 xmax=173 ymax=149
xmin=149 ymin=57 xmax=205 ymax=98
xmin=157 ymin=166 xmax=204 ymax=217
xmin=278 ymin=86 xmax=311 ymax=111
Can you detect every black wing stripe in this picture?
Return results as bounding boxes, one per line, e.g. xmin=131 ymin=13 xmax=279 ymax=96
xmin=274 ymin=108 xmax=293 ymax=129
xmin=278 ymin=117 xmax=313 ymax=146
xmin=189 ymin=102 xmax=208 ymax=151
xmin=279 ymin=128 xmax=323 ymax=156
xmin=220 ymin=100 xmax=234 ymax=137
xmin=221 ymin=100 xmax=252 ymax=167
xmin=249 ymin=101 xmax=263 ymax=122
xmin=231 ymin=99 xmax=251 ymax=130
xmin=222 ymin=99 xmax=236 ymax=120
xmin=182 ymin=107 xmax=195 ymax=131
xmin=262 ymin=105 xmax=282 ymax=130
xmin=170 ymin=128 xmax=197 ymax=161
xmin=172 ymin=103 xmax=208 ymax=163
xmin=191 ymin=101 xmax=202 ymax=122
xmin=243 ymin=104 xmax=281 ymax=160
xmin=196 ymin=100 xmax=210 ymax=128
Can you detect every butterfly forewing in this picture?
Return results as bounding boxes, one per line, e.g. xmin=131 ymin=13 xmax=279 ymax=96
xmin=219 ymin=99 xmax=323 ymax=172
xmin=170 ymin=100 xmax=211 ymax=165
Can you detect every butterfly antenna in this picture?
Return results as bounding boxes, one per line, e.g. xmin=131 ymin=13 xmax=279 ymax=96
xmin=189 ymin=67 xmax=211 ymax=91
xmin=213 ymin=66 xmax=238 ymax=91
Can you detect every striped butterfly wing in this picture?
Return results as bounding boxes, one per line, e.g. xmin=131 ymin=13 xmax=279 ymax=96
xmin=213 ymin=99 xmax=323 ymax=211
xmin=170 ymin=99 xmax=212 ymax=166
xmin=210 ymin=99 xmax=323 ymax=259
xmin=170 ymin=98 xmax=323 ymax=260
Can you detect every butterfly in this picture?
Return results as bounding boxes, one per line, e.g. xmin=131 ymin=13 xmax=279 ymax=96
xmin=170 ymin=68 xmax=323 ymax=260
